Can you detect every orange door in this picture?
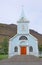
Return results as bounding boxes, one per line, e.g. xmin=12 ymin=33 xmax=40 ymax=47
xmin=21 ymin=47 xmax=26 ymax=55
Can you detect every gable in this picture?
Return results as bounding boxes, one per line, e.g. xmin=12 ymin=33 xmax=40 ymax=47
xmin=9 ymin=34 xmax=18 ymax=41
xmin=29 ymin=34 xmax=38 ymax=41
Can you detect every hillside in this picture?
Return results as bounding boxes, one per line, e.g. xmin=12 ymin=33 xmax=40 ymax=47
xmin=0 ymin=23 xmax=42 ymax=45
xmin=0 ymin=24 xmax=17 ymax=43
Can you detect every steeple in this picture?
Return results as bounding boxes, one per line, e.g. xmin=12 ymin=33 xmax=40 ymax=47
xmin=17 ymin=6 xmax=29 ymax=34
xmin=17 ymin=6 xmax=29 ymax=23
xmin=21 ymin=5 xmax=25 ymax=18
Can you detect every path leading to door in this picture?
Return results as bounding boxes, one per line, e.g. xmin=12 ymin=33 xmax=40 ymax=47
xmin=0 ymin=55 xmax=42 ymax=65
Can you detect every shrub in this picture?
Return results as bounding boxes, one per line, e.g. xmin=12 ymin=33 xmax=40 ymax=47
xmin=38 ymin=45 xmax=42 ymax=51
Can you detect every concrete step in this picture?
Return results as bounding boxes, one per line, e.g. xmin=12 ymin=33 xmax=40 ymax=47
xmin=0 ymin=55 xmax=42 ymax=63
xmin=8 ymin=55 xmax=40 ymax=62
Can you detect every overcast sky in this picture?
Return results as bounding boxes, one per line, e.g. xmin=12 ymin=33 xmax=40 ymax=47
xmin=0 ymin=0 xmax=42 ymax=34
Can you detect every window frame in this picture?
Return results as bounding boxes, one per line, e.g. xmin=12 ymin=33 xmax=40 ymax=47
xmin=14 ymin=46 xmax=18 ymax=52
xmin=29 ymin=46 xmax=33 ymax=52
xmin=19 ymin=36 xmax=28 ymax=40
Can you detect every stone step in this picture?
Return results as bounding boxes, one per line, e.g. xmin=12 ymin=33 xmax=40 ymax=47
xmin=8 ymin=55 xmax=40 ymax=62
xmin=0 ymin=55 xmax=42 ymax=63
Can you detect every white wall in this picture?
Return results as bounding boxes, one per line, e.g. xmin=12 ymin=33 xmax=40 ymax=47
xmin=8 ymin=34 xmax=39 ymax=58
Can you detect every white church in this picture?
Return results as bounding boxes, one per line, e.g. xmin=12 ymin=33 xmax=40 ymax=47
xmin=8 ymin=9 xmax=39 ymax=58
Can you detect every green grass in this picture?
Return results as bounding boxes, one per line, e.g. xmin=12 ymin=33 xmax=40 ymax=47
xmin=0 ymin=55 xmax=8 ymax=60
xmin=39 ymin=56 xmax=42 ymax=58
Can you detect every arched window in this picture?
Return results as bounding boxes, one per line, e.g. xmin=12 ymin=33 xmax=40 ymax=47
xmin=14 ymin=46 xmax=18 ymax=52
xmin=29 ymin=46 xmax=33 ymax=52
xmin=19 ymin=36 xmax=28 ymax=40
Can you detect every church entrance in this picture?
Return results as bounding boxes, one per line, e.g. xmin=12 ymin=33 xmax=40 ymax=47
xmin=20 ymin=46 xmax=26 ymax=55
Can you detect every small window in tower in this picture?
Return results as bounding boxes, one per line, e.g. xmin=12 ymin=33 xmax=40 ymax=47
xmin=19 ymin=36 xmax=28 ymax=40
xmin=14 ymin=46 xmax=18 ymax=52
xmin=29 ymin=46 xmax=33 ymax=52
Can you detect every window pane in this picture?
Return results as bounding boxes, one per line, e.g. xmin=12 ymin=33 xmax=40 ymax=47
xmin=14 ymin=46 xmax=18 ymax=52
xmin=19 ymin=36 xmax=28 ymax=40
xmin=29 ymin=46 xmax=33 ymax=52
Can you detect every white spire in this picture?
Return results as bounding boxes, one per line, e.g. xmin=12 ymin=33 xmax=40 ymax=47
xmin=21 ymin=5 xmax=25 ymax=18
xmin=17 ymin=5 xmax=29 ymax=23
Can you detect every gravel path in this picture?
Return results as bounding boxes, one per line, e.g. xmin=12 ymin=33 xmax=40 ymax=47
xmin=0 ymin=55 xmax=42 ymax=65
xmin=0 ymin=62 xmax=42 ymax=65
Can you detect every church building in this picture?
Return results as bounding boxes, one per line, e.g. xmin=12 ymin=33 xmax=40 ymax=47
xmin=8 ymin=9 xmax=39 ymax=58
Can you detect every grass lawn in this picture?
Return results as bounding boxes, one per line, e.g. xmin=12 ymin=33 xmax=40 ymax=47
xmin=0 ymin=55 xmax=8 ymax=60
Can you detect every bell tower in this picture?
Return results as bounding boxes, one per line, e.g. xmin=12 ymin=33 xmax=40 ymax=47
xmin=17 ymin=6 xmax=29 ymax=34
